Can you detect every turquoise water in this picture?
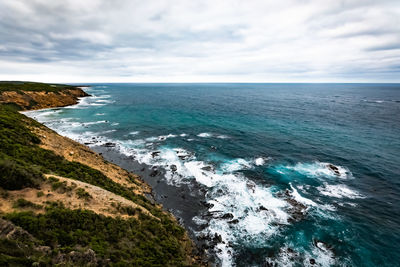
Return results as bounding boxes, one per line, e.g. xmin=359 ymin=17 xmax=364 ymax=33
xmin=26 ymin=83 xmax=400 ymax=266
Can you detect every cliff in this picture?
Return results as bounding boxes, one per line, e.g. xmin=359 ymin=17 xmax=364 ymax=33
xmin=0 ymin=82 xmax=89 ymax=110
xmin=0 ymin=82 xmax=201 ymax=266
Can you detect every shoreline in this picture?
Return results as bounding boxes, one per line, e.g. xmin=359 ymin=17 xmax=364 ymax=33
xmin=19 ymin=87 xmax=209 ymax=264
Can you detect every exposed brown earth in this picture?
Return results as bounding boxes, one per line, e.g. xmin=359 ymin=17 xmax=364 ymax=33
xmin=0 ymin=174 xmax=154 ymax=219
xmin=31 ymin=124 xmax=152 ymax=196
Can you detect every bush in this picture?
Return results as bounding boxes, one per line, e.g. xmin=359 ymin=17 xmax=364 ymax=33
xmin=76 ymin=188 xmax=91 ymax=200
xmin=12 ymin=198 xmax=42 ymax=209
xmin=0 ymin=158 xmax=43 ymax=190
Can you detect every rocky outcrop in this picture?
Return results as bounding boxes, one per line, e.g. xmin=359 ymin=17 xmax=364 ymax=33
xmin=0 ymin=218 xmax=36 ymax=243
xmin=0 ymin=88 xmax=89 ymax=110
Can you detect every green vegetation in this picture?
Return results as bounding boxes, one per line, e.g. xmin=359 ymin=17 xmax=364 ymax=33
xmin=113 ymin=202 xmax=140 ymax=216
xmin=0 ymin=94 xmax=195 ymax=265
xmin=12 ymin=198 xmax=42 ymax=210
xmin=4 ymin=206 xmax=187 ymax=266
xmin=76 ymin=187 xmax=92 ymax=200
xmin=36 ymin=191 xmax=44 ymax=197
xmin=0 ymin=238 xmax=48 ymax=266
xmin=47 ymin=177 xmax=76 ymax=194
xmin=0 ymin=81 xmax=77 ymax=93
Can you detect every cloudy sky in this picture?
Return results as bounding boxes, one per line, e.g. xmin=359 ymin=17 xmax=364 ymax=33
xmin=0 ymin=0 xmax=399 ymax=83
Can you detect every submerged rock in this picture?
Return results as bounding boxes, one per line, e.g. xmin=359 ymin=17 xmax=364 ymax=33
xmin=103 ymin=142 xmax=116 ymax=147
xmin=327 ymin=164 xmax=340 ymax=176
xmin=149 ymin=169 xmax=160 ymax=177
xmin=151 ymin=151 xmax=160 ymax=158
xmin=228 ymin=219 xmax=239 ymax=224
xmin=170 ymin=164 xmax=177 ymax=172
xmin=220 ymin=213 xmax=234 ymax=220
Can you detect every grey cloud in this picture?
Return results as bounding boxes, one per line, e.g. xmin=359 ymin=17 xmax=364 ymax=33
xmin=0 ymin=0 xmax=399 ymax=82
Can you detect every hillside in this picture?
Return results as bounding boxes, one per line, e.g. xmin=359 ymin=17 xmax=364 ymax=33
xmin=0 ymin=82 xmax=200 ymax=266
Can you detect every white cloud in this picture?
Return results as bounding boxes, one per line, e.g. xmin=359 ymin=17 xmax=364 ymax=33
xmin=0 ymin=0 xmax=399 ymax=82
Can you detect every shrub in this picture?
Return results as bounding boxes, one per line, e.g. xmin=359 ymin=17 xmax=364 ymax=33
xmin=0 ymin=158 xmax=43 ymax=190
xmin=76 ymin=188 xmax=91 ymax=200
xmin=13 ymin=198 xmax=42 ymax=209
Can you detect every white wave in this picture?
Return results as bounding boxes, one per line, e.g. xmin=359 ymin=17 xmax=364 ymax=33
xmin=317 ymin=184 xmax=364 ymax=199
xmin=81 ymin=120 xmax=108 ymax=126
xmin=290 ymin=184 xmax=318 ymax=207
xmin=100 ymin=129 xmax=116 ymax=134
xmin=220 ymin=158 xmax=252 ymax=172
xmin=255 ymin=157 xmax=265 ymax=166
xmin=95 ymin=99 xmax=114 ymax=104
xmin=362 ymin=99 xmax=385 ymax=103
xmin=286 ymin=161 xmax=351 ymax=179
xmin=158 ymin=134 xmax=177 ymax=141
xmin=129 ymin=131 xmax=140 ymax=135
xmin=111 ymin=122 xmax=119 ymax=126
xmin=198 ymin=132 xmax=212 ymax=137
xmin=306 ymin=242 xmax=336 ymax=267
xmin=180 ymin=133 xmax=187 ymax=137
xmin=95 ymin=113 xmax=105 ymax=116
xmin=254 ymin=157 xmax=271 ymax=166
xmin=216 ymin=135 xmax=229 ymax=139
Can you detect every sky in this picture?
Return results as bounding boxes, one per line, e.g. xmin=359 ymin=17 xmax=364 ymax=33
xmin=0 ymin=0 xmax=400 ymax=83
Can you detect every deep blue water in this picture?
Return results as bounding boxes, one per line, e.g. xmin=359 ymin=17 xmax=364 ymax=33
xmin=26 ymin=83 xmax=400 ymax=266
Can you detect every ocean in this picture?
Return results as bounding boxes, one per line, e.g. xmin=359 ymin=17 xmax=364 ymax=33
xmin=25 ymin=83 xmax=400 ymax=266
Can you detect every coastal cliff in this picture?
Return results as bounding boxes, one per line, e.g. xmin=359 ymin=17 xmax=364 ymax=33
xmin=0 ymin=82 xmax=201 ymax=266
xmin=0 ymin=82 xmax=89 ymax=110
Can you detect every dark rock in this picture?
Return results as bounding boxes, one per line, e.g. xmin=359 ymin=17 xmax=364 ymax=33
xmin=200 ymin=201 xmax=214 ymax=209
xmin=103 ymin=142 xmax=116 ymax=147
xmin=310 ymin=258 xmax=316 ymax=265
xmin=149 ymin=169 xmax=160 ymax=177
xmin=228 ymin=219 xmax=239 ymax=224
xmin=170 ymin=164 xmax=177 ymax=172
xmin=0 ymin=218 xmax=36 ymax=243
xmin=213 ymin=233 xmax=223 ymax=243
xmin=151 ymin=151 xmax=160 ymax=158
xmin=201 ymin=165 xmax=213 ymax=171
xmin=259 ymin=205 xmax=268 ymax=211
xmin=220 ymin=213 xmax=234 ymax=220
xmin=327 ymin=164 xmax=340 ymax=175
